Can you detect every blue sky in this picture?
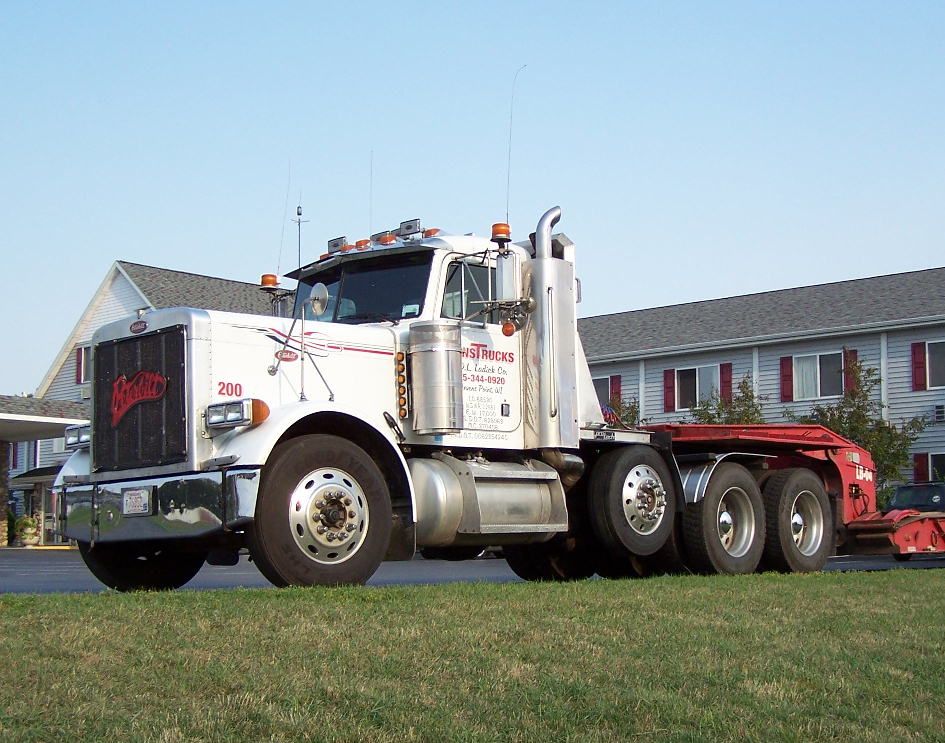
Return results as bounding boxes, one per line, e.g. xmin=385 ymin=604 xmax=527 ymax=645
xmin=1 ymin=1 xmax=943 ymax=394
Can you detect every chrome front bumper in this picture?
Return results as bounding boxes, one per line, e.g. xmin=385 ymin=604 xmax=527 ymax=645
xmin=60 ymin=467 xmax=262 ymax=543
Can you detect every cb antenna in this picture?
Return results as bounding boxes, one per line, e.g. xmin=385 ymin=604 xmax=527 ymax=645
xmin=292 ymin=204 xmax=309 ymax=269
xmin=506 ymin=64 xmax=527 ymax=224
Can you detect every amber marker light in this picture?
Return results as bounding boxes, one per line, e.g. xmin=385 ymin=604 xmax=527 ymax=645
xmin=378 ymin=234 xmax=397 ymax=246
xmin=502 ymin=321 xmax=516 ymax=337
xmin=251 ymin=399 xmax=271 ymax=425
xmin=356 ymin=239 xmax=371 ymax=251
xmin=491 ymin=222 xmax=511 ymax=242
xmin=260 ymin=273 xmax=279 ymax=287
xmin=423 ymin=228 xmax=441 ymax=238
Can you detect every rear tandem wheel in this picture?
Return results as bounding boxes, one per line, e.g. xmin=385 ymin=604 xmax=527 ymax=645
xmin=683 ymin=462 xmax=765 ymax=575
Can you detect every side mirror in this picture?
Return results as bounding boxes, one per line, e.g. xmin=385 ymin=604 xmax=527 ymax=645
xmin=309 ymin=283 xmax=329 ymax=316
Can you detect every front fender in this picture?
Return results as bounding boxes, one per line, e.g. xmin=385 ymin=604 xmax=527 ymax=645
xmin=209 ymin=400 xmax=416 ymax=519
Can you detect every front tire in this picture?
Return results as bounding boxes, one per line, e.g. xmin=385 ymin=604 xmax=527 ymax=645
xmin=683 ymin=463 xmax=764 ymax=574
xmin=761 ymin=468 xmax=832 ymax=573
xmin=77 ymin=540 xmax=206 ymax=591
xmin=249 ymin=435 xmax=392 ymax=587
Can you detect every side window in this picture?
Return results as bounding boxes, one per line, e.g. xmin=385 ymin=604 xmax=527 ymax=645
xmin=794 ymin=352 xmax=843 ymax=399
xmin=593 ymin=378 xmax=610 ymax=405
xmin=441 ymin=261 xmax=497 ymax=323
xmin=928 ymin=341 xmax=945 ymax=388
xmin=76 ymin=346 xmax=92 ymax=384
xmin=677 ymin=365 xmax=719 ymax=410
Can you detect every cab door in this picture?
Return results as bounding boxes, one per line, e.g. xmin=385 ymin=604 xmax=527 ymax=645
xmin=439 ymin=257 xmax=524 ymax=447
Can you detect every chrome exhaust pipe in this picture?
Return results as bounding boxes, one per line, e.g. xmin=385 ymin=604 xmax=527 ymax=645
xmin=535 ymin=206 xmax=561 ymax=259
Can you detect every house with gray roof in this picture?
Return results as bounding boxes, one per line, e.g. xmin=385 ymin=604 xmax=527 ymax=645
xmin=6 ymin=261 xmax=281 ymax=544
xmin=579 ymin=266 xmax=945 ymax=482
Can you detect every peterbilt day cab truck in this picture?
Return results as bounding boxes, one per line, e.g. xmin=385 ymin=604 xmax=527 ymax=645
xmin=56 ymin=207 xmax=942 ymax=590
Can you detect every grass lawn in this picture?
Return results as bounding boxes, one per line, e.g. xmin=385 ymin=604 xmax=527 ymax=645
xmin=1 ymin=569 xmax=944 ymax=742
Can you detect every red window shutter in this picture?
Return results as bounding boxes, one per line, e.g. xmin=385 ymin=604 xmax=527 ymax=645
xmin=663 ymin=369 xmax=675 ymax=413
xmin=779 ymin=356 xmax=793 ymax=402
xmin=11 ymin=444 xmax=17 ymax=469
xmin=75 ymin=348 xmax=83 ymax=384
xmin=609 ymin=375 xmax=622 ymax=403
xmin=720 ymin=363 xmax=733 ymax=402
xmin=914 ymin=453 xmax=929 ymax=483
xmin=842 ymin=349 xmax=857 ymax=393
xmin=911 ymin=342 xmax=927 ymax=391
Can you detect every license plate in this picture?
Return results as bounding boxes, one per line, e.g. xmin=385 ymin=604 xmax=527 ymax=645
xmin=121 ymin=487 xmax=152 ymax=516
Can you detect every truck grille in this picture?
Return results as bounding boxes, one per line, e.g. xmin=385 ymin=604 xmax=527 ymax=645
xmin=93 ymin=325 xmax=188 ymax=471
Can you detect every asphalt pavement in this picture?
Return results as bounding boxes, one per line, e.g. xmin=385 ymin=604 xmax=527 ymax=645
xmin=1 ymin=548 xmax=943 ymax=595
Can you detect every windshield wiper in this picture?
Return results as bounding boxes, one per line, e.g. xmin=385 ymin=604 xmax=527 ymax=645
xmin=337 ymin=313 xmax=400 ymax=326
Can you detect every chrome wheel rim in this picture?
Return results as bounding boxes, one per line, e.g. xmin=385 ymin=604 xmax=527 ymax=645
xmin=790 ymin=489 xmax=824 ymax=557
xmin=621 ymin=464 xmax=667 ymax=536
xmin=716 ymin=487 xmax=755 ymax=558
xmin=288 ymin=467 xmax=369 ymax=565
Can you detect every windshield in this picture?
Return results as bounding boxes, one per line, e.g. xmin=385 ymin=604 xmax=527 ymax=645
xmin=294 ymin=251 xmax=434 ymax=323
xmin=886 ymin=483 xmax=945 ymax=512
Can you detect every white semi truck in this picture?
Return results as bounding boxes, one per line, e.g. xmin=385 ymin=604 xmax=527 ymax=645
xmin=57 ymin=207 xmax=884 ymax=590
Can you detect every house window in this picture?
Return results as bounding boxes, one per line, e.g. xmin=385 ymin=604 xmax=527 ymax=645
xmin=928 ymin=342 xmax=945 ymax=389
xmin=593 ymin=375 xmax=622 ymax=406
xmin=75 ymin=346 xmax=92 ymax=384
xmin=793 ymin=352 xmax=843 ymax=400
xmin=931 ymin=454 xmax=945 ymax=481
xmin=593 ymin=378 xmax=610 ymax=405
xmin=677 ymin=365 xmax=719 ymax=410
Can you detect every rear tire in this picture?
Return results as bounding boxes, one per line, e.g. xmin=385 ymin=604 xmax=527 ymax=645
xmin=77 ymin=540 xmax=206 ymax=591
xmin=761 ymin=468 xmax=832 ymax=573
xmin=249 ymin=434 xmax=392 ymax=587
xmin=588 ymin=445 xmax=676 ymax=558
xmin=683 ymin=463 xmax=764 ymax=575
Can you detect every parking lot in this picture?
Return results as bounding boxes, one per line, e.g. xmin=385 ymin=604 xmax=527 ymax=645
xmin=1 ymin=548 xmax=943 ymax=594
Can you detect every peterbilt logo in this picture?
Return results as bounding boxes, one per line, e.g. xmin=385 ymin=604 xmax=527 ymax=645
xmin=111 ymin=371 xmax=167 ymax=426
xmin=130 ymin=320 xmax=148 ymax=334
xmin=275 ymin=349 xmax=299 ymax=362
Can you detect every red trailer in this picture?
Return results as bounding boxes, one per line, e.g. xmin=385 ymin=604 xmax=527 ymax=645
xmin=646 ymin=423 xmax=945 ymax=566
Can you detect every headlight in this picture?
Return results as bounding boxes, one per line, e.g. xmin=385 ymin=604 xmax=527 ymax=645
xmin=206 ymin=399 xmax=270 ymax=430
xmin=64 ymin=424 xmax=92 ymax=449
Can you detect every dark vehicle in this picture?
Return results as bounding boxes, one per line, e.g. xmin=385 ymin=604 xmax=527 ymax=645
xmin=885 ymin=482 xmax=945 ymax=514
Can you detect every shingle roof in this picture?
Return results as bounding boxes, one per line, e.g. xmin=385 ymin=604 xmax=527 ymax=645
xmin=0 ymin=395 xmax=90 ymax=419
xmin=118 ymin=261 xmax=274 ymax=315
xmin=578 ymin=266 xmax=945 ymax=360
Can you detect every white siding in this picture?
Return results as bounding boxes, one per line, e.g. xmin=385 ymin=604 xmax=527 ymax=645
xmin=759 ymin=334 xmax=881 ymax=423
xmin=887 ymin=328 xmax=945 ymax=477
xmin=639 ymin=348 xmax=754 ymax=425
xmin=43 ymin=272 xmax=145 ymax=403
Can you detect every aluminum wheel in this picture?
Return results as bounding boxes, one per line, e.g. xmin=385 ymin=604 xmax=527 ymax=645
xmin=716 ymin=486 xmax=756 ymax=558
xmin=288 ymin=466 xmax=369 ymax=565
xmin=789 ymin=489 xmax=824 ymax=557
xmin=621 ymin=464 xmax=668 ymax=536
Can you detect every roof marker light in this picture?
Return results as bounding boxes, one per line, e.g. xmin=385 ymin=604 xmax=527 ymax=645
xmin=423 ymin=228 xmax=441 ymax=238
xmin=378 ymin=234 xmax=397 ymax=246
xmin=356 ymin=239 xmax=371 ymax=251
xmin=491 ymin=223 xmax=511 ymax=242
xmin=260 ymin=273 xmax=279 ymax=288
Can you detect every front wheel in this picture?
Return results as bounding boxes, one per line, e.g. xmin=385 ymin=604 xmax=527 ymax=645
xmin=249 ymin=435 xmax=392 ymax=587
xmin=77 ymin=540 xmax=206 ymax=591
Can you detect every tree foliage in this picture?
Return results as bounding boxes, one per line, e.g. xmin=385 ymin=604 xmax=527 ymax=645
xmin=690 ymin=375 xmax=767 ymax=425
xmin=785 ymin=358 xmax=925 ymax=488
xmin=605 ymin=396 xmax=641 ymax=428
